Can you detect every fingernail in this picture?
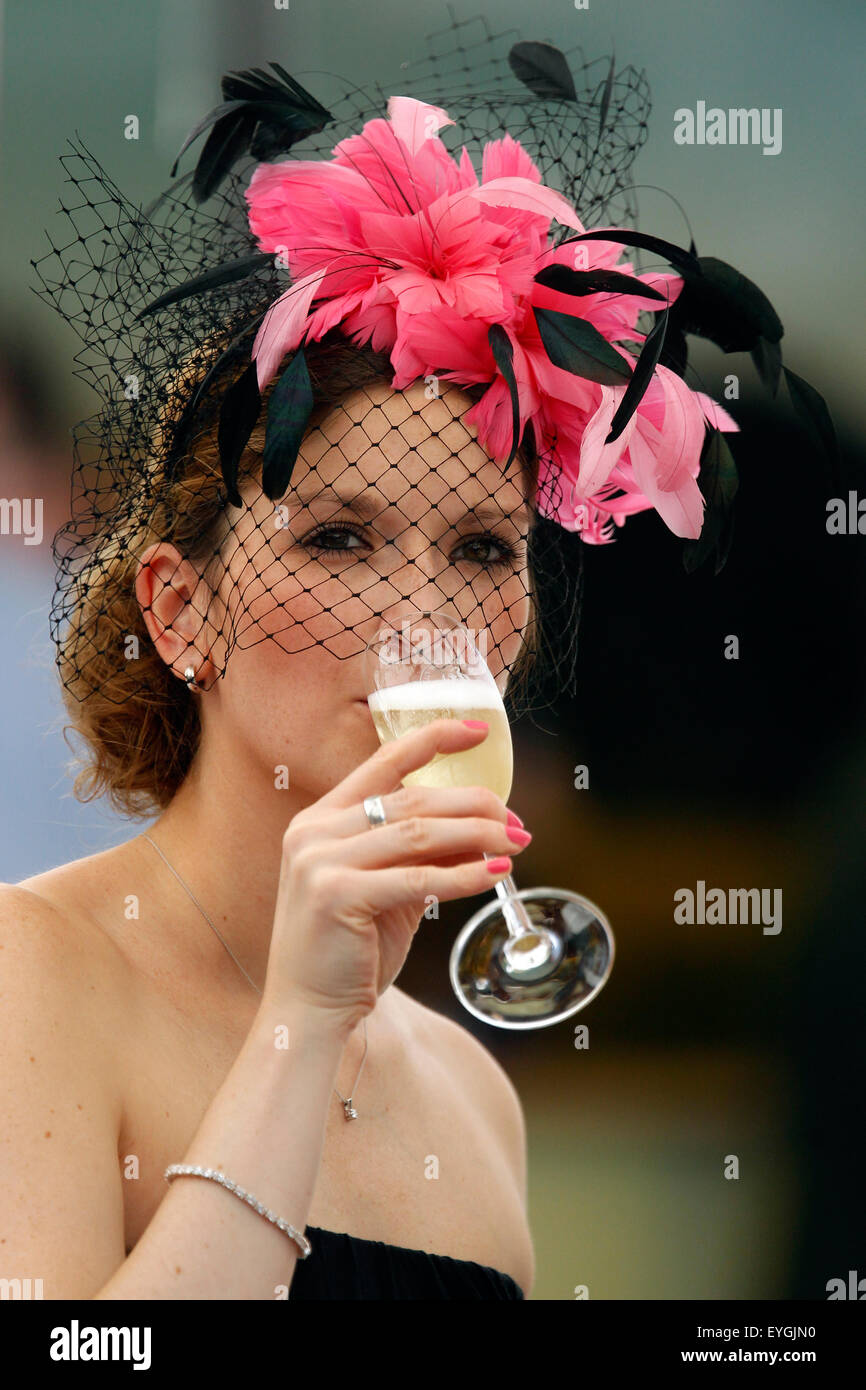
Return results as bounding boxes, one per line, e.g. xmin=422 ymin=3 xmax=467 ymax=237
xmin=462 ymin=719 xmax=488 ymax=729
xmin=506 ymin=809 xmax=524 ymax=829
xmin=506 ymin=827 xmax=532 ymax=847
xmin=486 ymin=856 xmax=512 ymax=873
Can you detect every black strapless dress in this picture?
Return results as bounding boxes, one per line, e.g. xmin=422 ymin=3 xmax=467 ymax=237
xmin=289 ymin=1226 xmax=524 ymax=1300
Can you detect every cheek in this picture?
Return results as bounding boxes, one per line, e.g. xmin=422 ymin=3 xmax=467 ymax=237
xmin=220 ymin=534 xmax=376 ymax=657
xmin=492 ymin=583 xmax=532 ymax=681
xmin=216 ymin=640 xmax=378 ymax=788
xmin=460 ymin=568 xmax=531 ymax=687
xmin=217 ymin=641 xmax=308 ymax=732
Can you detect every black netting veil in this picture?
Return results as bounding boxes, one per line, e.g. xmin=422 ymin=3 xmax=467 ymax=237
xmin=31 ymin=11 xmax=654 ymax=720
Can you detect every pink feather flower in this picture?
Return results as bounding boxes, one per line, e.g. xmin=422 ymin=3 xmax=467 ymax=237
xmin=244 ymin=95 xmax=737 ymax=542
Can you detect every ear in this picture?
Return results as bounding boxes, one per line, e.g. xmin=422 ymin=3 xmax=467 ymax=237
xmin=135 ymin=543 xmax=217 ymax=687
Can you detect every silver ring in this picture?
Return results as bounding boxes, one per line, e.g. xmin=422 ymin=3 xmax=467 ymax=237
xmin=363 ymin=795 xmax=388 ymax=829
xmin=184 ymin=665 xmax=200 ymax=690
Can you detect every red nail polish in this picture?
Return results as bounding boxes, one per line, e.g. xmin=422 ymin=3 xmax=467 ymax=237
xmin=462 ymin=719 xmax=488 ymax=729
xmin=506 ymin=827 xmax=532 ymax=847
xmin=506 ymin=809 xmax=524 ymax=828
xmin=486 ymin=856 xmax=512 ymax=873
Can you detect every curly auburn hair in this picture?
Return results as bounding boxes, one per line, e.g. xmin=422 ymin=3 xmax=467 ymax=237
xmin=56 ymin=335 xmax=542 ymax=819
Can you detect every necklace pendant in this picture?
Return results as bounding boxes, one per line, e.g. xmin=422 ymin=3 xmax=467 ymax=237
xmin=343 ymin=1099 xmax=358 ymax=1121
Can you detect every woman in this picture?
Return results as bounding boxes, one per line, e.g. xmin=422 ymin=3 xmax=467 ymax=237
xmin=14 ymin=25 xmax=809 ymax=1300
xmin=0 ymin=345 xmax=537 ymax=1299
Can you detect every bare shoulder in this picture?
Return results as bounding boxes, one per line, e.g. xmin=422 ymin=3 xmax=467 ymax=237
xmin=0 ymin=875 xmax=129 ymax=1132
xmin=12 ymin=846 xmax=142 ymax=971
xmin=0 ymin=878 xmax=126 ymax=1120
xmin=0 ymin=880 xmax=127 ymax=1297
xmin=0 ymin=876 xmax=131 ymax=1053
xmin=0 ymin=877 xmax=92 ymax=956
xmin=391 ymin=987 xmax=528 ymax=1203
xmin=1 ymin=867 xmax=120 ymax=969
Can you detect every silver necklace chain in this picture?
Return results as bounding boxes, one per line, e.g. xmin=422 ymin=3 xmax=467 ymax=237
xmin=141 ymin=833 xmax=368 ymax=1120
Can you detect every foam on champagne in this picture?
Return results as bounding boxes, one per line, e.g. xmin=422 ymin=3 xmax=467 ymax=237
xmin=368 ymin=677 xmax=503 ymax=714
xmin=368 ymin=678 xmax=513 ymax=801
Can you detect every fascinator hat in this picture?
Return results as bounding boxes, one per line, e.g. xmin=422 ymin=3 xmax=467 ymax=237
xmin=31 ymin=12 xmax=834 ymax=718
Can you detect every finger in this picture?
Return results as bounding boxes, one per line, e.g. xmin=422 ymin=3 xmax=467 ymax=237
xmin=314 ymin=717 xmax=491 ymax=812
xmin=333 ymin=854 xmax=513 ymax=916
xmin=329 ymin=815 xmax=528 ymax=871
xmin=292 ymin=782 xmax=510 ymax=843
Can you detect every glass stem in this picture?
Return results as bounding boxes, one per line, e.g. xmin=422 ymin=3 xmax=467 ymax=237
xmin=483 ymin=859 xmax=537 ymax=939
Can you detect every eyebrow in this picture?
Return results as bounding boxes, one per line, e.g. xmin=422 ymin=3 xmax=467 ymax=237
xmin=292 ymin=485 xmax=531 ymax=525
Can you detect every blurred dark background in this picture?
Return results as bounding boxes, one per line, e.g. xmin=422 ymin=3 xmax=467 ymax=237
xmin=2 ymin=0 xmax=864 ymax=1299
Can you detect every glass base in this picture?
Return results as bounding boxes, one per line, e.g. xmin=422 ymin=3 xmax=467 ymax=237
xmin=449 ymin=887 xmax=615 ymax=1030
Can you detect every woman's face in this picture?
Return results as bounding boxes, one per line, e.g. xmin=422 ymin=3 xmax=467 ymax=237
xmin=198 ymin=377 xmax=533 ymax=800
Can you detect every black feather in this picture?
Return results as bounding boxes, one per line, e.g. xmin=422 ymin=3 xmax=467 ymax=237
xmin=244 ymin=63 xmax=332 ymax=159
xmin=163 ymin=317 xmax=265 ymax=486
xmin=751 ymin=336 xmax=783 ymax=398
xmin=783 ymin=366 xmax=840 ymax=477
xmin=534 ymin=306 xmax=632 ymax=385
xmin=534 ymin=264 xmax=667 ymax=303
xmin=169 ymin=100 xmax=247 ymax=178
xmin=670 ymin=255 xmax=783 ymax=353
xmin=261 ymin=349 xmax=314 ymax=502
xmin=220 ymin=61 xmax=330 ymax=120
xmin=657 ymin=316 xmax=690 ymax=379
xmin=487 ymin=325 xmax=521 ymax=472
xmin=558 ymin=229 xmax=700 ymax=278
xmin=508 ymin=42 xmax=577 ymax=102
xmin=217 ymin=361 xmax=262 ymax=508
xmin=682 ymin=427 xmax=739 ymax=576
xmin=191 ymin=112 xmax=258 ymax=204
xmin=171 ymin=63 xmax=333 ymax=203
xmin=137 ymin=253 xmax=274 ymax=320
xmin=605 ymin=307 xmax=669 ymax=444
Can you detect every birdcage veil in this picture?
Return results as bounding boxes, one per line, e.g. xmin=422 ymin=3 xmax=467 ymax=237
xmin=30 ymin=8 xmax=831 ymax=724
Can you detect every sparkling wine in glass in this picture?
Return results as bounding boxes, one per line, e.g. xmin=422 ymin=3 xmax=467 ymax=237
xmin=364 ymin=610 xmax=614 ymax=1030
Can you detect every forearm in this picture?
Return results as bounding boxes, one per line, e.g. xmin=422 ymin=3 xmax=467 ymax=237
xmin=95 ymin=1002 xmax=348 ymax=1300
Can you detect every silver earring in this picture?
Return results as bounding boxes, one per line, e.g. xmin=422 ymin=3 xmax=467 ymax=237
xmin=184 ymin=665 xmax=201 ymax=691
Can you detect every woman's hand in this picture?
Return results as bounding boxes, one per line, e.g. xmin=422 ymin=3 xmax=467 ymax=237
xmin=261 ymin=718 xmax=530 ymax=1035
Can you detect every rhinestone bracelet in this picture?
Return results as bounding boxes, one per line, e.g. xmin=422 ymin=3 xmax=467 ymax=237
xmin=164 ymin=1164 xmax=312 ymax=1259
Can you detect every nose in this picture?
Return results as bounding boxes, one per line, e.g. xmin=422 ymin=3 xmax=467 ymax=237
xmin=363 ymin=541 xmax=464 ymax=638
xmin=379 ymin=596 xmax=463 ymax=628
xmin=357 ymin=601 xmax=461 ymax=664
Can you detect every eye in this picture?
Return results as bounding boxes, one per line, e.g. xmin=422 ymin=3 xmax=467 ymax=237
xmin=452 ymin=533 xmax=520 ymax=571
xmin=302 ymin=521 xmax=369 ymax=555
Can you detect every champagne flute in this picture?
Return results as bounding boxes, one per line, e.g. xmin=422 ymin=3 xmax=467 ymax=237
xmin=364 ymin=610 xmax=614 ymax=1029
